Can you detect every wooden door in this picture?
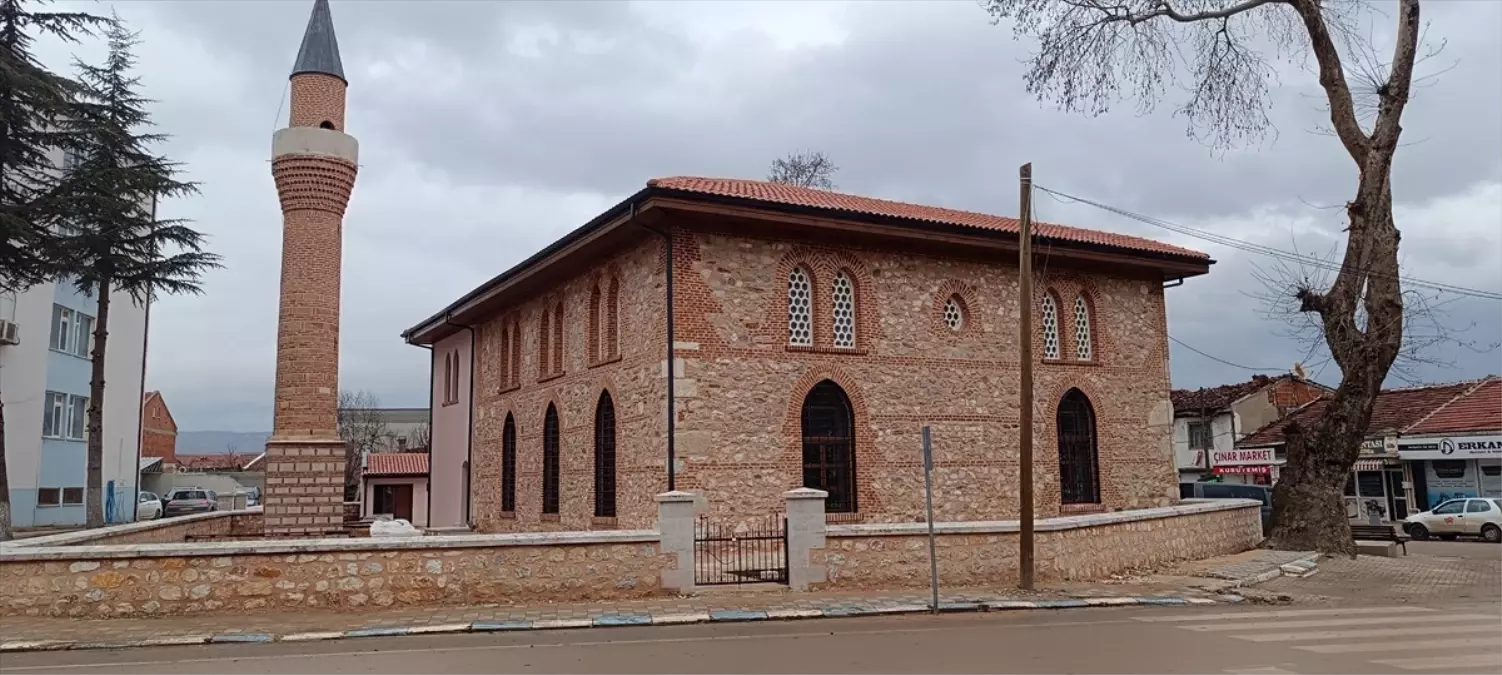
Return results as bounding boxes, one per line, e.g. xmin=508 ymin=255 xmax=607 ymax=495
xmin=393 ymin=484 xmax=414 ymax=522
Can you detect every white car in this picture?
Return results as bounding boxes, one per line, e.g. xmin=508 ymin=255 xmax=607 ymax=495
xmin=137 ymin=491 xmax=163 ymax=521
xmin=1403 ymin=498 xmax=1502 ymax=543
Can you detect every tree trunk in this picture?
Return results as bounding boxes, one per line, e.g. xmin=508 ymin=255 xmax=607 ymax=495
xmin=85 ymin=278 xmax=111 ymax=528
xmin=1 ymin=390 xmax=13 ymax=541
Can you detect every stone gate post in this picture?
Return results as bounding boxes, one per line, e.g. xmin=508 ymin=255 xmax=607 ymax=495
xmin=656 ymin=491 xmax=697 ymax=594
xmin=784 ymin=488 xmax=828 ymax=591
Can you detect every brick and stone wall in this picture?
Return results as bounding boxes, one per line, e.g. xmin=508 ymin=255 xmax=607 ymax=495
xmin=817 ymin=500 xmax=1261 ymax=590
xmin=0 ymin=531 xmax=667 ymax=618
xmin=0 ymin=512 xmax=253 ymax=548
xmin=141 ymin=393 xmax=178 ymax=466
xmin=462 ymin=217 xmax=1180 ymax=531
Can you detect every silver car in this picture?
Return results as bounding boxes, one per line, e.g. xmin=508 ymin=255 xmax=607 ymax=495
xmin=163 ymin=488 xmax=218 ymax=517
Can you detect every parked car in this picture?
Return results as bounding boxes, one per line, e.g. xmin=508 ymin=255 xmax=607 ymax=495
xmin=244 ymin=487 xmax=261 ymax=507
xmin=1180 ymin=481 xmax=1274 ymax=535
xmin=1402 ymin=498 xmax=1502 ymax=543
xmin=162 ymin=488 xmax=218 ymax=517
xmin=136 ymin=492 xmax=163 ymax=520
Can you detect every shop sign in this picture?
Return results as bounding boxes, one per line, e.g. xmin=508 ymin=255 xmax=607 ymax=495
xmin=1214 ymin=465 xmax=1271 ymax=475
xmin=1213 ymin=448 xmax=1274 ymax=466
xmin=1398 ymin=434 xmax=1502 ymax=460
xmin=1358 ymin=436 xmax=1398 ymax=457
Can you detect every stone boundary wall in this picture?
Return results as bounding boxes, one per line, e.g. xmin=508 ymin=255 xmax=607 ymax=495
xmin=816 ymin=499 xmax=1261 ymax=590
xmin=1 ymin=511 xmax=254 ymax=549
xmin=0 ymin=530 xmax=667 ymax=618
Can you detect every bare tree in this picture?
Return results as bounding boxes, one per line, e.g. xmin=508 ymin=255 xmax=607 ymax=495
xmin=337 ymin=390 xmax=388 ymax=501
xmin=767 ymin=150 xmax=838 ymax=190
xmin=983 ymin=0 xmax=1427 ymax=554
xmin=408 ymin=421 xmax=431 ymax=453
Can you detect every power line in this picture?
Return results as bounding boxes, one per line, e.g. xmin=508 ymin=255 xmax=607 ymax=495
xmin=1034 ymin=185 xmax=1502 ymax=302
xmin=1169 ymin=334 xmax=1284 ymax=372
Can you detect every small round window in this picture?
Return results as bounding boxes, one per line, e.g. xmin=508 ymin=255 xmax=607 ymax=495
xmin=944 ymin=296 xmax=965 ymax=331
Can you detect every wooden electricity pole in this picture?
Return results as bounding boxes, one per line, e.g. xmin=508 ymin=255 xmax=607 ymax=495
xmin=1017 ymin=162 xmax=1035 ymax=591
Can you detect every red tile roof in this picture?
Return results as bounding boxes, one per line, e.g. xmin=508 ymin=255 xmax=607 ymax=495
xmin=648 ymin=177 xmax=1210 ymax=261
xmin=1172 ymin=375 xmax=1284 ymax=413
xmin=176 ymin=453 xmax=261 ymax=471
xmin=1237 ymin=380 xmax=1482 ymax=447
xmin=366 ymin=452 xmax=429 ymax=477
xmin=1407 ymin=378 xmax=1501 ymax=436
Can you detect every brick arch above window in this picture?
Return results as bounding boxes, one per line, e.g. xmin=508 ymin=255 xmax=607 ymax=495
xmin=932 ymin=279 xmax=979 ymax=335
xmin=781 ymin=366 xmax=880 ymax=520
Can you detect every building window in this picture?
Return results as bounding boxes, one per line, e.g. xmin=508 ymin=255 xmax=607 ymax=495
xmin=552 ymin=303 xmax=564 ymax=375
xmin=373 ymin=485 xmax=396 ymax=515
xmin=787 ymin=267 xmax=812 ymax=346
xmin=442 ymin=352 xmax=453 ymax=404
xmin=501 ymin=413 xmax=517 ymax=513
xmin=498 ymin=322 xmax=512 ymax=389
xmin=538 ymin=310 xmax=551 ymax=379
xmin=62 ymin=487 xmax=84 ymax=505
xmin=605 ymin=276 xmax=620 ymax=359
xmin=801 ymin=380 xmax=857 ymax=514
xmin=594 ymin=390 xmax=616 ymax=519
xmin=542 ymin=403 xmax=560 ymax=515
xmin=1040 ymin=293 xmax=1060 ymax=359
xmin=42 ymin=392 xmax=87 ymax=440
xmin=944 ymin=296 xmax=965 ymax=331
xmin=1074 ymin=295 xmax=1092 ymax=361
xmin=1187 ymin=420 xmax=1212 ymax=450
xmin=509 ymin=321 xmax=521 ymax=386
xmin=49 ymin=305 xmax=94 ymax=358
xmin=37 ymin=488 xmax=61 ymax=507
xmin=588 ymin=284 xmax=602 ymax=363
xmin=832 ymin=271 xmax=856 ymax=348
xmin=1057 ymin=388 xmax=1100 ymax=505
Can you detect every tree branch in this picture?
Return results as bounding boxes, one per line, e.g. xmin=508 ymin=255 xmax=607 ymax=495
xmin=1289 ymin=0 xmax=1370 ymax=163
xmin=1127 ymin=0 xmax=1281 ymax=25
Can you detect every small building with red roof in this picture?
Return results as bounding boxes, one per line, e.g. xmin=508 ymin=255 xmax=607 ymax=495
xmin=1395 ymin=377 xmax=1501 ymax=510
xmin=362 ymin=452 xmax=429 ymax=526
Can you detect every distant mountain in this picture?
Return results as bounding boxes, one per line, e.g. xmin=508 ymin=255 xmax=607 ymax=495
xmin=176 ymin=431 xmax=271 ymax=455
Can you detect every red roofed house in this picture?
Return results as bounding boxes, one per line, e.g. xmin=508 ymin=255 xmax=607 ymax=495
xmin=1170 ymin=374 xmax=1329 ymax=484
xmin=405 ymin=177 xmax=1214 ymax=532
xmin=1237 ymin=377 xmax=1497 ymax=522
xmin=1396 ymin=377 xmax=1501 ymax=511
xmin=362 ymin=452 xmax=430 ymax=526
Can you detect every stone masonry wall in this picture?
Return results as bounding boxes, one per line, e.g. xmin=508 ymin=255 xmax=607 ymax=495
xmin=819 ymin=501 xmax=1260 ymax=590
xmin=0 ymin=535 xmax=668 ymax=618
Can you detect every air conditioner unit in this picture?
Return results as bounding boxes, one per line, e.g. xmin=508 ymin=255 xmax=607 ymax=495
xmin=0 ymin=319 xmax=19 ymax=346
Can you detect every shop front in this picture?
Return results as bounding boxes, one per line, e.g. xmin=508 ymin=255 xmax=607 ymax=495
xmin=1210 ymin=448 xmax=1279 ymax=486
xmin=1399 ymin=434 xmax=1502 ymax=510
xmin=1342 ymin=437 xmax=1405 ymax=524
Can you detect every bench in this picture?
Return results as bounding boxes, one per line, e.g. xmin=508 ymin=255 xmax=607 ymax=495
xmin=1351 ymin=524 xmax=1408 ymax=555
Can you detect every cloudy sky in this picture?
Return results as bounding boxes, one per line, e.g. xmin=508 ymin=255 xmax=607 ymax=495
xmin=37 ymin=0 xmax=1502 ymax=433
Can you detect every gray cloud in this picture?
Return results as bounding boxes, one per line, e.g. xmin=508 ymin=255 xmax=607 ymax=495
xmin=36 ymin=0 xmax=1502 ymax=434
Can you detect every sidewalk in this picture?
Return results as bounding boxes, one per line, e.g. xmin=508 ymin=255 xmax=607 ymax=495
xmin=0 ymin=576 xmax=1241 ymax=652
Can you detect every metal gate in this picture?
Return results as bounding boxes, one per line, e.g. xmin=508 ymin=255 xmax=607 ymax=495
xmin=694 ymin=514 xmax=788 ymax=586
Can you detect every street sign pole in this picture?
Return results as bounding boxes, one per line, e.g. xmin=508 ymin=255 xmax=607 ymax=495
xmin=922 ymin=426 xmax=940 ymax=613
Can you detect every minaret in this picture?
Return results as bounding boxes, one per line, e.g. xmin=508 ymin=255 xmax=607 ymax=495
xmin=264 ymin=0 xmax=357 ymax=537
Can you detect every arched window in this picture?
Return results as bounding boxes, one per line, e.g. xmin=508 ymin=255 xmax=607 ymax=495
xmin=1040 ymin=293 xmax=1060 ymax=360
xmin=542 ymin=404 xmax=560 ymax=514
xmin=605 ymin=276 xmax=620 ymax=359
xmin=1057 ymin=389 xmax=1100 ymax=505
xmin=594 ymin=391 xmax=616 ymax=518
xmin=1074 ymin=295 xmax=1093 ymax=361
xmin=442 ymin=352 xmax=453 ymax=404
xmin=552 ymin=303 xmax=564 ymax=374
xmin=318 ymin=120 xmax=335 ymax=130
xmin=538 ymin=310 xmax=551 ymax=379
xmin=788 ymin=267 xmax=812 ymax=346
xmin=501 ymin=414 xmax=517 ymax=513
xmin=509 ymin=321 xmax=521 ymax=385
xmin=944 ymin=295 xmax=965 ymax=331
xmin=498 ymin=323 xmax=512 ymax=389
xmin=588 ymin=284 xmax=602 ymax=363
xmin=802 ymin=380 xmax=856 ymax=513
xmin=832 ymin=271 xmax=856 ymax=348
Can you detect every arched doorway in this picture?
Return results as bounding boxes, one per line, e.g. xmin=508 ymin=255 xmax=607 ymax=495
xmin=594 ymin=391 xmax=616 ymax=519
xmin=1057 ymin=388 xmax=1100 ymax=505
xmin=801 ymin=380 xmax=856 ymax=513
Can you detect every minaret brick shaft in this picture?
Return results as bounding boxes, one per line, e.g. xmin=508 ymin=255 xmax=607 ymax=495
xmin=264 ymin=0 xmax=358 ymax=537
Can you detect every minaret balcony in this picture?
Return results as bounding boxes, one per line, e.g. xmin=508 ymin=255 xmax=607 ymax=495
xmin=272 ymin=125 xmax=358 ymax=165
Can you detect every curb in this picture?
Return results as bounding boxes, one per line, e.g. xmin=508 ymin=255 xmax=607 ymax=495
xmin=1226 ymin=553 xmax=1321 ymax=589
xmin=0 ymin=595 xmax=1238 ymax=654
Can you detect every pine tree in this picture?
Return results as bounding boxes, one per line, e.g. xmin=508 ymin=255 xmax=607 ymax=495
xmin=51 ymin=16 xmax=221 ymax=528
xmin=0 ymin=0 xmax=105 ymax=540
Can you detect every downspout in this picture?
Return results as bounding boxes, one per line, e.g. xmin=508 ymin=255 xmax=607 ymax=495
xmin=414 ymin=341 xmax=433 ymax=526
xmin=633 ymin=203 xmax=676 ymax=492
xmin=443 ymin=314 xmax=476 ymax=528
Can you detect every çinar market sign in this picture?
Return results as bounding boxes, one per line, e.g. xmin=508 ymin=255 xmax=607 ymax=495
xmin=1212 ymin=448 xmax=1274 ymax=467
xmin=1398 ymin=434 xmax=1502 ymax=460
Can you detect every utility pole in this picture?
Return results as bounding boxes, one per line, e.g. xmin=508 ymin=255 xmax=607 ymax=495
xmin=1018 ymin=163 xmax=1035 ymax=591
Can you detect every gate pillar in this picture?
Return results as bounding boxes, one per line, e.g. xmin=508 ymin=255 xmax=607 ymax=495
xmin=657 ymin=491 xmax=697 ymax=594
xmin=784 ymin=488 xmax=828 ymax=591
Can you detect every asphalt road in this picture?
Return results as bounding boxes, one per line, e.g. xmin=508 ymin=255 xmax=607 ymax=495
xmin=4 ymin=602 xmax=1499 ymax=675
xmin=1407 ymin=539 xmax=1502 ymax=559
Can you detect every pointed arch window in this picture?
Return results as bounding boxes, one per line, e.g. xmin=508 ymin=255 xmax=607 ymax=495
xmin=1040 ymin=293 xmax=1060 ymax=360
xmin=832 ymin=271 xmax=856 ymax=348
xmin=788 ymin=267 xmax=812 ymax=346
xmin=588 ymin=284 xmax=602 ymax=363
xmin=802 ymin=380 xmax=857 ymax=513
xmin=1074 ymin=295 xmax=1093 ymax=361
xmin=605 ymin=276 xmax=620 ymax=359
xmin=538 ymin=310 xmax=551 ymax=380
xmin=498 ymin=322 xmax=513 ymax=390
xmin=1057 ymin=389 xmax=1100 ymax=505
xmin=594 ymin=391 xmax=617 ymax=518
xmin=551 ymin=303 xmax=564 ymax=375
xmin=509 ymin=320 xmax=521 ymax=386
xmin=542 ymin=404 xmax=560 ymax=515
xmin=501 ymin=414 xmax=517 ymax=513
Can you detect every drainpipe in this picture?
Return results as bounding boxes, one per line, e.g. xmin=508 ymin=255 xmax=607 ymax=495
xmin=633 ymin=204 xmax=676 ymax=492
xmin=443 ymin=314 xmax=475 ymax=529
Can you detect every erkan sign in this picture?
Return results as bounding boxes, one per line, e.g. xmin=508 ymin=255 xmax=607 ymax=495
xmin=1212 ymin=448 xmax=1274 ymax=467
xmin=1399 ymin=435 xmax=1502 ymax=460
